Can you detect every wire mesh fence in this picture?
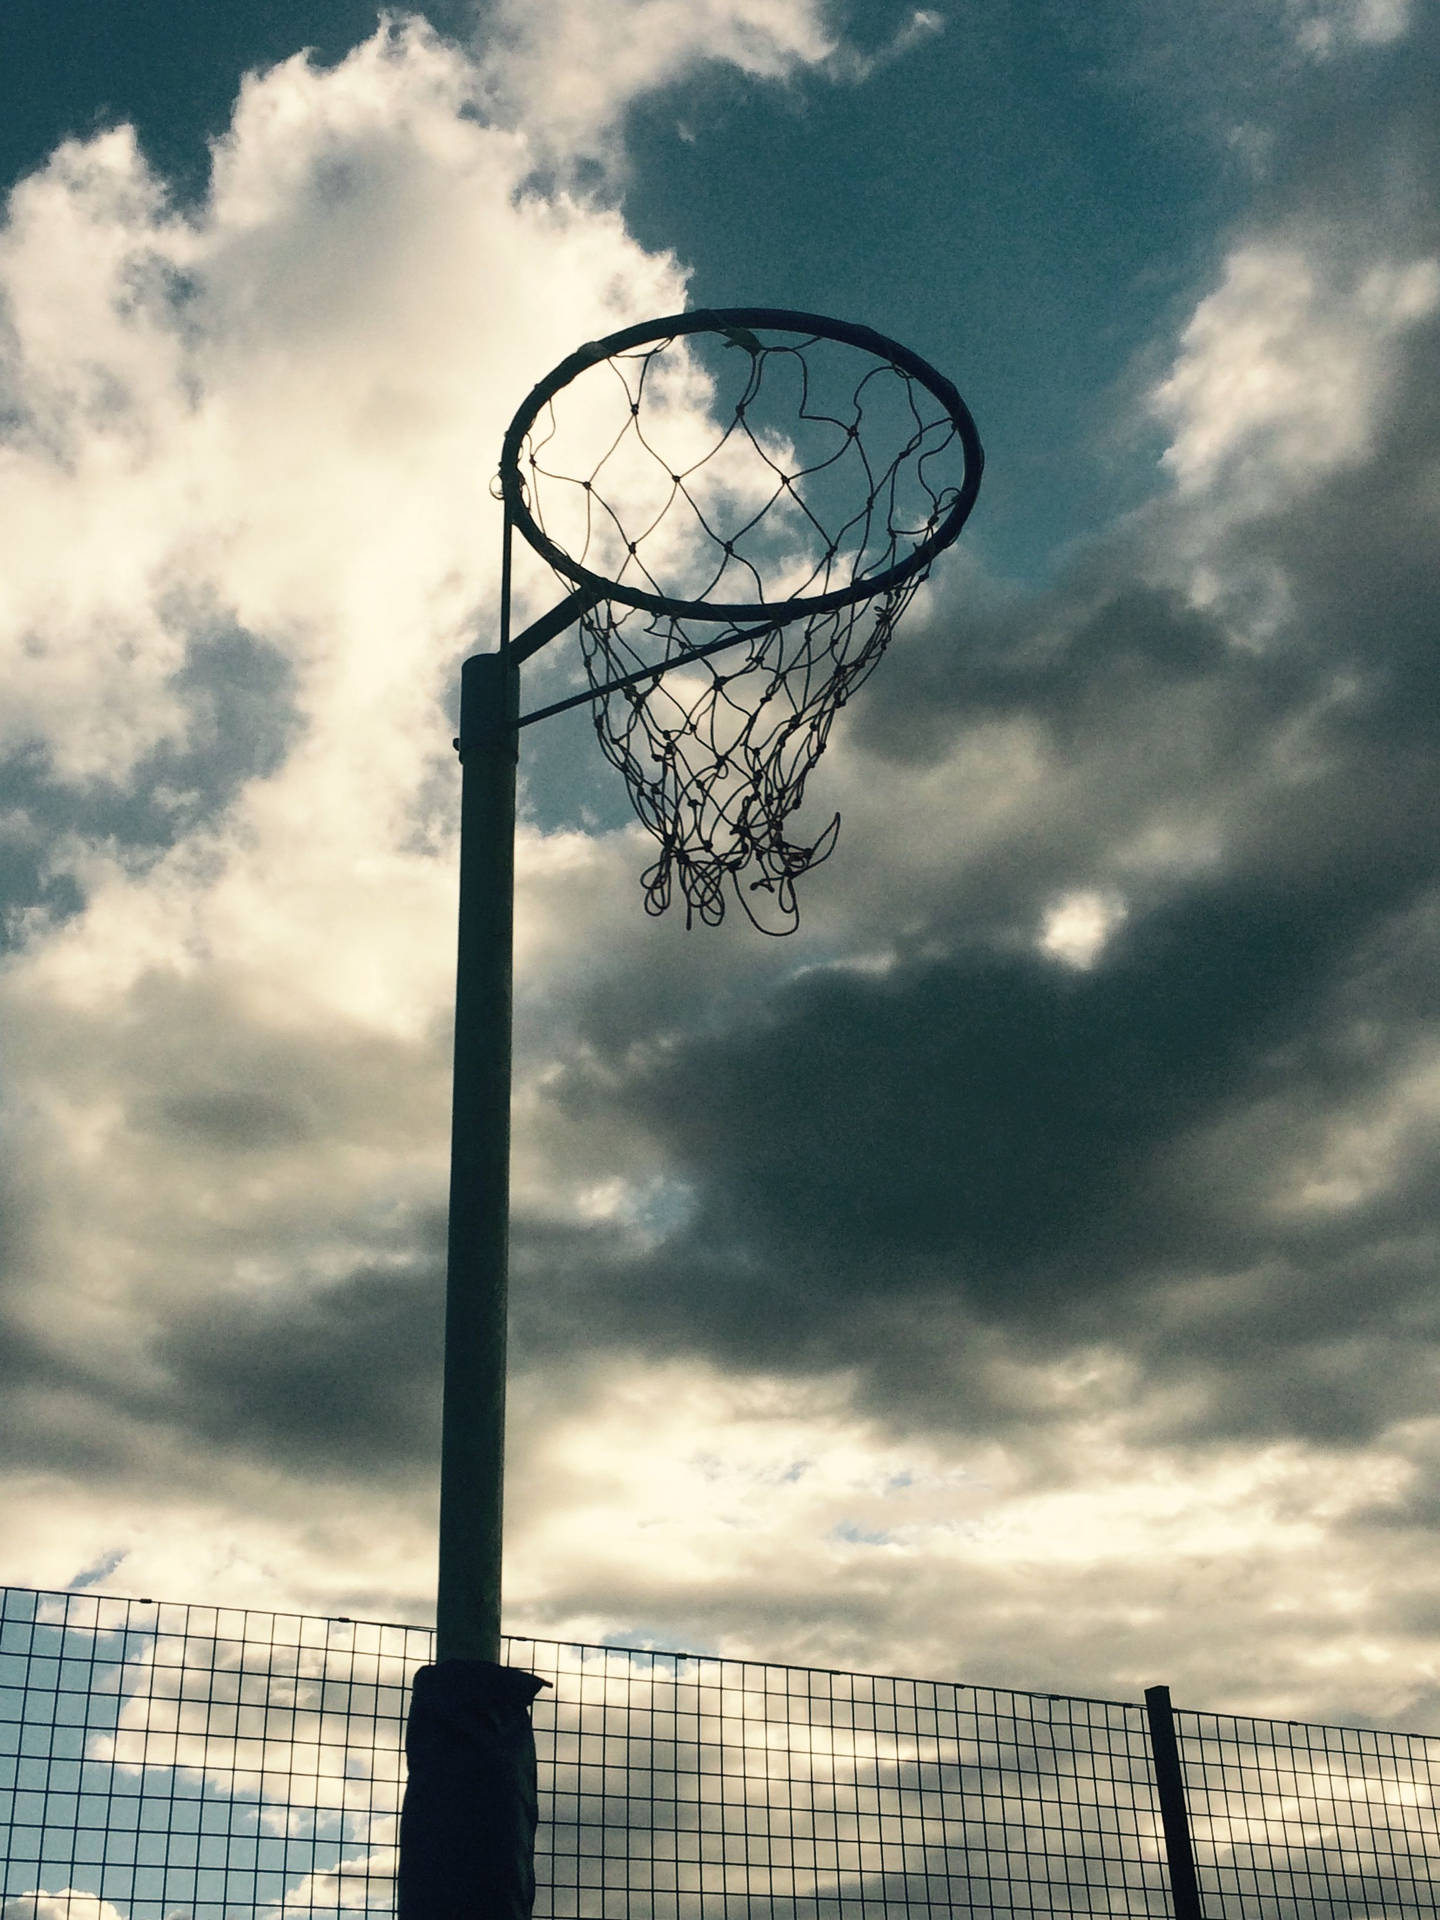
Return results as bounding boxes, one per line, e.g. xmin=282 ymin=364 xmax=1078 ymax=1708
xmin=1175 ymin=1705 xmax=1440 ymax=1918
xmin=517 ymin=1643 xmax=1167 ymax=1919
xmin=3 ymin=1582 xmax=1439 ymax=1918
xmin=0 ymin=1587 xmax=419 ymax=1919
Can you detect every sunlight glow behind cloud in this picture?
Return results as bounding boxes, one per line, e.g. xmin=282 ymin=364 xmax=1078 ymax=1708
xmin=1039 ymin=889 xmax=1128 ymax=969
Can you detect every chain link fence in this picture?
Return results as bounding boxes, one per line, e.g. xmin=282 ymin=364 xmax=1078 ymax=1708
xmin=3 ymin=1584 xmax=1439 ymax=1917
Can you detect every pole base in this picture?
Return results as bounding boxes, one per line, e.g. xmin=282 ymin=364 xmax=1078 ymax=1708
xmin=398 ymin=1659 xmax=549 ymax=1919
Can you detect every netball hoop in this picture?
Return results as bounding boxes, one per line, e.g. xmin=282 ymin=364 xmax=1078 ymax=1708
xmin=400 ymin=309 xmax=983 ymax=1920
xmin=496 ymin=307 xmax=983 ymax=931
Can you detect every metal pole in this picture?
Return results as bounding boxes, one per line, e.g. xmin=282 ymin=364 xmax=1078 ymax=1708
xmin=397 ymin=644 xmax=547 ymax=1920
xmin=436 ymin=649 xmax=518 ymax=1665
xmin=1144 ymin=1684 xmax=1205 ymax=1920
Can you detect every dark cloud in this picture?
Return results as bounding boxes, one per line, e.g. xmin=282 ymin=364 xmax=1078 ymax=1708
xmin=0 ymin=1251 xmax=445 ymax=1484
xmin=854 ymin=581 xmax=1246 ymax=761
xmin=1250 ymin=0 xmax=1440 ymax=239
xmin=0 ymin=970 xmax=451 ymax=1484
xmin=151 ymin=1257 xmax=444 ymax=1473
xmin=0 ymin=621 xmax=298 ymax=948
xmin=0 ymin=895 xmax=469 ymax=1487
xmin=533 ymin=850 xmax=1438 ymax=1446
xmin=529 ymin=859 xmax=1418 ymax=1358
xmin=510 ymin=186 xmax=1440 ymax=1456
xmin=142 ymin=1088 xmax=313 ymax=1151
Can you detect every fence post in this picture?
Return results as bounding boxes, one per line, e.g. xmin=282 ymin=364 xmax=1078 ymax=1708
xmin=1144 ymin=1684 xmax=1204 ymax=1920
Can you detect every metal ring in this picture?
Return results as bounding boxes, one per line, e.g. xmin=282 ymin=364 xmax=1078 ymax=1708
xmin=499 ymin=308 xmax=984 ymax=626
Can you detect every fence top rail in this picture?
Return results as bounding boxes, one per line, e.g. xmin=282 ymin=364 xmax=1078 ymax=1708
xmin=4 ymin=1579 xmax=1437 ymax=1748
xmin=3 ymin=1581 xmax=1150 ymax=1716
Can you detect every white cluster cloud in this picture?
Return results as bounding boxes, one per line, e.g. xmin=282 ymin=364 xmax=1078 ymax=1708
xmin=476 ymin=0 xmax=835 ymax=157
xmin=0 ymin=1898 xmax=127 ymax=1920
xmin=1153 ymin=242 xmax=1440 ymax=509
xmin=0 ymin=17 xmax=707 ymax=1003
xmin=1291 ymin=0 xmax=1412 ymax=57
xmin=0 ymin=17 xmax=693 ymax=780
xmin=0 ymin=14 xmax=703 ymax=1595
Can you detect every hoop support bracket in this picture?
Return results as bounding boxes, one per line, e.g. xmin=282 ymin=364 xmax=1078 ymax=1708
xmin=516 ymin=615 xmax=786 ymax=731
xmin=508 ymin=585 xmax=605 ymax=664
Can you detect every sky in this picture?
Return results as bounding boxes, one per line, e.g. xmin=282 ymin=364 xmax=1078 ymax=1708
xmin=1 ymin=0 xmax=1439 ymax=1738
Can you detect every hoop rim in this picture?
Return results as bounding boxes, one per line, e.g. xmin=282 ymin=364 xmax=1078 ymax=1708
xmin=498 ymin=307 xmax=984 ymax=627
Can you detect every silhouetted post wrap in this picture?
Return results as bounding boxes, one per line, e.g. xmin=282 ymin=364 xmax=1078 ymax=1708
xmin=397 ymin=1660 xmax=548 ymax=1919
xmin=1144 ymin=1684 xmax=1205 ymax=1920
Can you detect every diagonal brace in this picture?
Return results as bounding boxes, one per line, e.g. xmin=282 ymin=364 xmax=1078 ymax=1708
xmin=508 ymin=585 xmax=605 ymax=663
